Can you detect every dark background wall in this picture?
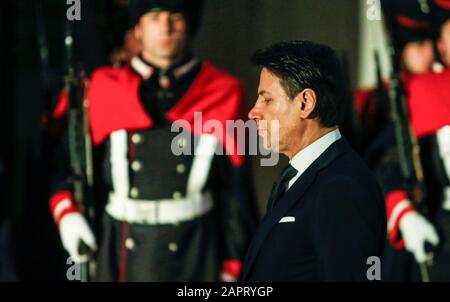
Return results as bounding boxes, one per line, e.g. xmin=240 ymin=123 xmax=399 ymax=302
xmin=0 ymin=0 xmax=18 ymax=281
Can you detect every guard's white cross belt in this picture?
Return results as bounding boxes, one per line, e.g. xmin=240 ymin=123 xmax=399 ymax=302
xmin=107 ymin=130 xmax=218 ymax=225
xmin=106 ymin=191 xmax=214 ymax=225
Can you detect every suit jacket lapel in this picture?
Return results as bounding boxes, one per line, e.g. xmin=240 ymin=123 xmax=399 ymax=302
xmin=242 ymin=138 xmax=351 ymax=280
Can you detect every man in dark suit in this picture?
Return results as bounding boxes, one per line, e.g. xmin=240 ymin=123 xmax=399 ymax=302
xmin=243 ymin=41 xmax=387 ymax=282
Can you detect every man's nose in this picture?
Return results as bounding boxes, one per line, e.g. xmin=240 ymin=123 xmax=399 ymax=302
xmin=248 ymin=106 xmax=257 ymax=121
xmin=159 ymin=13 xmax=172 ymax=34
xmin=248 ymin=104 xmax=261 ymax=121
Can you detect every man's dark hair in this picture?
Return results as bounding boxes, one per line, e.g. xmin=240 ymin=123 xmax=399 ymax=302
xmin=252 ymin=40 xmax=346 ymax=128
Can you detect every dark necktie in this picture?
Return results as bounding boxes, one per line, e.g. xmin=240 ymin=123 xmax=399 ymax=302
xmin=267 ymin=164 xmax=298 ymax=212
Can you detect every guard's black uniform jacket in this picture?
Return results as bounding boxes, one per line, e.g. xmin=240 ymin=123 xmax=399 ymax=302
xmin=49 ymin=55 xmax=259 ymax=281
xmin=407 ymin=69 xmax=450 ymax=281
xmin=373 ymin=69 xmax=450 ymax=281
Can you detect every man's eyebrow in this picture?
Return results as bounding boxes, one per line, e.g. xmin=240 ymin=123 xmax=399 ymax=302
xmin=258 ymin=90 xmax=271 ymax=97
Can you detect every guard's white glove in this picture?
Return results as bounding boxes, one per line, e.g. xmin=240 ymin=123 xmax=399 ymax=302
xmin=59 ymin=212 xmax=97 ymax=262
xmin=399 ymin=211 xmax=439 ymax=263
xmin=219 ymin=260 xmax=241 ymax=282
xmin=220 ymin=272 xmax=238 ymax=282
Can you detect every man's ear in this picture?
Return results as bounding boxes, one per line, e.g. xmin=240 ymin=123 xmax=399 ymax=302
xmin=134 ymin=24 xmax=142 ymax=41
xmin=296 ymin=89 xmax=317 ymax=119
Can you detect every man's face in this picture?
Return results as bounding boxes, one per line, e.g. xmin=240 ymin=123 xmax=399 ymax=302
xmin=438 ymin=19 xmax=450 ymax=66
xmin=134 ymin=10 xmax=189 ymax=62
xmin=402 ymin=40 xmax=434 ymax=74
xmin=248 ymin=68 xmax=301 ymax=153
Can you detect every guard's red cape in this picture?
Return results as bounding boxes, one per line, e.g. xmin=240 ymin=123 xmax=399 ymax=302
xmin=54 ymin=62 xmax=247 ymax=167
xmin=407 ymin=68 xmax=450 ymax=138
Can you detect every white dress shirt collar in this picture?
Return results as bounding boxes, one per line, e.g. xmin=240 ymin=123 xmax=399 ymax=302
xmin=288 ymin=128 xmax=342 ymax=189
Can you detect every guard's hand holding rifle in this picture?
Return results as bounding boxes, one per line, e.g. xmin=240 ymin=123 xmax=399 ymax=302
xmin=399 ymin=207 xmax=439 ymax=263
xmin=59 ymin=208 xmax=97 ymax=262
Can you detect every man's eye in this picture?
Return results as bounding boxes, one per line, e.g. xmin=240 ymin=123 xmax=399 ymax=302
xmin=264 ymin=98 xmax=272 ymax=103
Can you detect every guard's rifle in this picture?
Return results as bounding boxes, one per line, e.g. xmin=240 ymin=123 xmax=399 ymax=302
xmin=64 ymin=19 xmax=95 ymax=283
xmin=387 ymin=49 xmax=426 ymax=209
xmin=387 ymin=43 xmax=432 ymax=282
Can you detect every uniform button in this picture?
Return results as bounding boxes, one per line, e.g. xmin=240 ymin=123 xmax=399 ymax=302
xmin=176 ymin=163 xmax=186 ymax=174
xmin=130 ymin=187 xmax=140 ymax=198
xmin=131 ymin=160 xmax=143 ymax=172
xmin=172 ymin=191 xmax=182 ymax=199
xmin=125 ymin=238 xmax=135 ymax=251
xmin=178 ymin=137 xmax=187 ymax=149
xmin=168 ymin=242 xmax=178 ymax=253
xmin=131 ymin=133 xmax=143 ymax=144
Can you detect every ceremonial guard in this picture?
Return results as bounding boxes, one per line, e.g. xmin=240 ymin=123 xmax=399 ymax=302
xmin=401 ymin=0 xmax=450 ymax=280
xmin=354 ymin=0 xmax=436 ymax=281
xmin=375 ymin=0 xmax=450 ymax=281
xmin=49 ymin=0 xmax=259 ymax=282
